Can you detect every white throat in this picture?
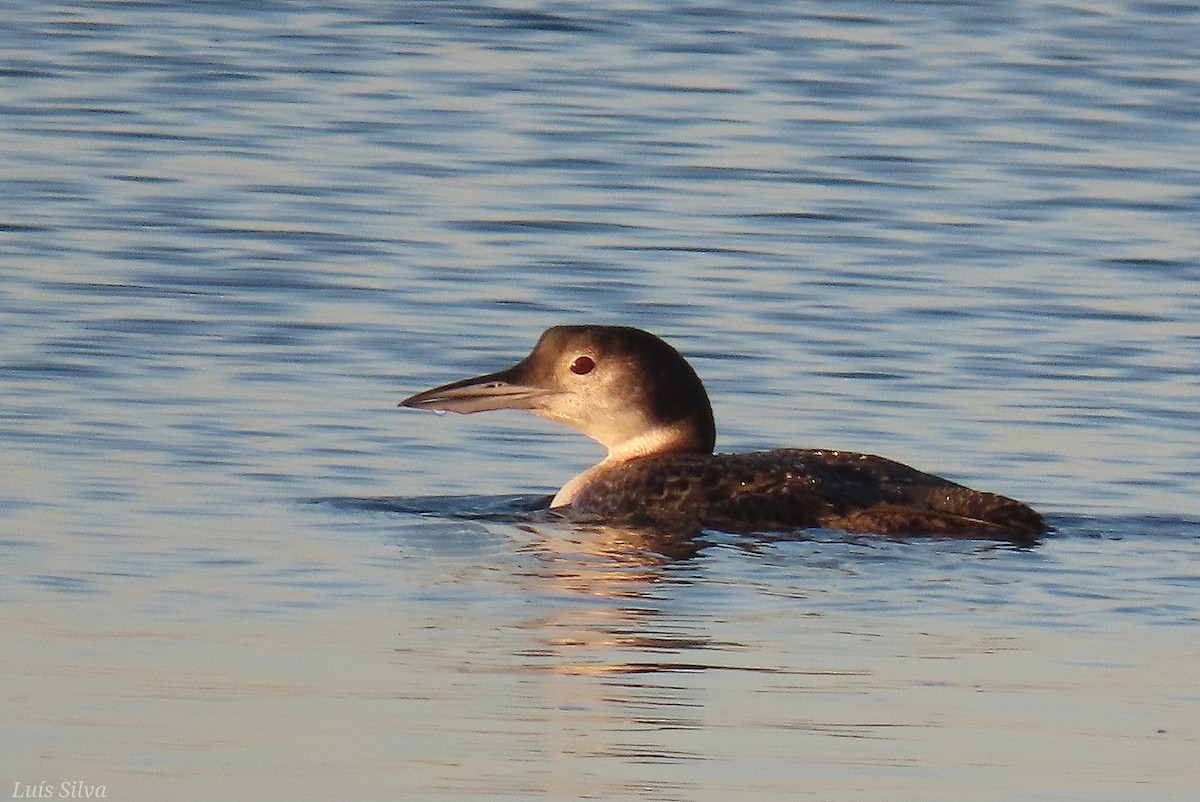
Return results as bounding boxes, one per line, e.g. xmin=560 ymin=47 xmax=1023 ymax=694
xmin=550 ymin=424 xmax=703 ymax=508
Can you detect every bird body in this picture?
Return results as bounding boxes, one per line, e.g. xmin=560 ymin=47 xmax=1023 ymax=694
xmin=400 ymin=325 xmax=1045 ymax=544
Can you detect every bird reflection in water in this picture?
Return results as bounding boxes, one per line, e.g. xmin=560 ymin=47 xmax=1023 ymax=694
xmin=512 ymin=521 xmax=751 ymax=674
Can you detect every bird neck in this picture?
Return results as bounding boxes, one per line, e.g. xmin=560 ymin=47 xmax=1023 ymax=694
xmin=551 ymin=422 xmax=711 ymax=508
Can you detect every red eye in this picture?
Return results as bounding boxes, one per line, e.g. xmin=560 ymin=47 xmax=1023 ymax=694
xmin=569 ymin=355 xmax=595 ymax=375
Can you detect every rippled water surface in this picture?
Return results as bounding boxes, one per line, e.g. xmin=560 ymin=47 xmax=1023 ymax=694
xmin=2 ymin=2 xmax=1198 ymax=800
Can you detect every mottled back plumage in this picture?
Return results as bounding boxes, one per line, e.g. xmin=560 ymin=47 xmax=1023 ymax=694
xmin=569 ymin=449 xmax=1044 ymax=544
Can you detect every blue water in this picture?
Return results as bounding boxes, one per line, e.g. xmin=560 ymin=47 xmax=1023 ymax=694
xmin=2 ymin=2 xmax=1198 ymax=800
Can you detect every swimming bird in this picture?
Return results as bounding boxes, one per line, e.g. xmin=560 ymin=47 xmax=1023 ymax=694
xmin=400 ymin=325 xmax=1046 ymax=544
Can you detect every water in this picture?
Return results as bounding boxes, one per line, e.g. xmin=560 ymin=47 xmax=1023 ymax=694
xmin=2 ymin=2 xmax=1198 ymax=799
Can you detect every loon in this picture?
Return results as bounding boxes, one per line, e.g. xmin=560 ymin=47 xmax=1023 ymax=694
xmin=400 ymin=325 xmax=1046 ymax=544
